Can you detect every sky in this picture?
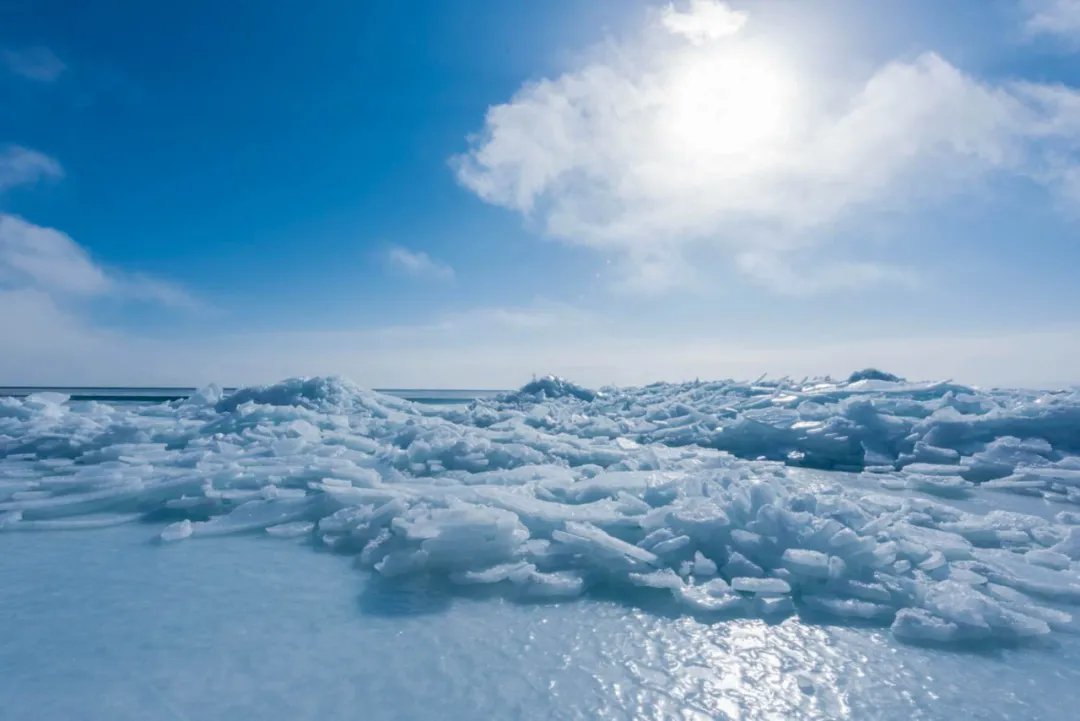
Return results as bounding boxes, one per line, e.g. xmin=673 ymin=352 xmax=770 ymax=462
xmin=1 ymin=0 xmax=1079 ymax=389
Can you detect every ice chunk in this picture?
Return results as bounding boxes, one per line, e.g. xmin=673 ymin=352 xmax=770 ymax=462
xmin=802 ymin=595 xmax=894 ymax=620
xmin=781 ymin=549 xmax=831 ymax=579
xmin=723 ymin=551 xmax=764 ymax=579
xmin=629 ymin=569 xmax=684 ymax=590
xmin=673 ymin=578 xmax=742 ymax=612
xmin=692 ymin=551 xmax=718 ymax=577
xmin=160 ymin=519 xmax=193 ymax=542
xmin=731 ymin=577 xmax=791 ymax=595
xmin=552 ymin=521 xmax=658 ymax=571
xmin=452 ymin=562 xmax=535 ymax=585
xmin=1025 ymin=549 xmax=1071 ymax=571
xmin=266 ymin=521 xmax=315 ymax=538
xmin=1052 ymin=527 xmax=1080 ymax=560
xmin=891 ymin=608 xmax=960 ymax=643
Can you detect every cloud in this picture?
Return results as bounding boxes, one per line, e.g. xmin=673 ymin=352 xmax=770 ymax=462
xmin=384 ymin=245 xmax=455 ymax=281
xmin=454 ymin=1 xmax=1080 ymax=291
xmin=734 ymin=253 xmax=918 ymax=295
xmin=117 ymin=272 xmax=204 ymax=310
xmin=661 ymin=0 xmax=746 ymax=44
xmin=1025 ymin=0 xmax=1080 ymax=40
xmin=1 ymin=146 xmax=199 ymax=308
xmin=2 ymin=46 xmax=65 ymax=82
xmin=0 ymin=214 xmax=110 ymax=294
xmin=0 ymin=145 xmax=63 ymax=193
xmin=379 ymin=302 xmax=593 ymax=337
xmin=0 ymin=213 xmax=200 ymax=309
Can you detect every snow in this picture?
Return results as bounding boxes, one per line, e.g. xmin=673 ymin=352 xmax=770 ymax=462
xmin=2 ymin=373 xmax=1080 ymax=649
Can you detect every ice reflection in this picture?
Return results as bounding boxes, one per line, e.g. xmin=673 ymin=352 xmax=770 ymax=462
xmin=599 ymin=615 xmax=850 ymax=719
xmin=557 ymin=607 xmax=1075 ymax=720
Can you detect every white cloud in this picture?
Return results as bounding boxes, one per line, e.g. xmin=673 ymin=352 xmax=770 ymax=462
xmin=0 ymin=145 xmax=63 ymax=193
xmin=0 ymin=213 xmax=200 ymax=309
xmin=1025 ymin=0 xmax=1080 ymax=40
xmin=0 ymin=214 xmax=109 ymax=294
xmin=661 ymin=0 xmax=746 ymax=44
xmin=2 ymin=46 xmax=65 ymax=82
xmin=455 ymin=0 xmax=1080 ymax=291
xmin=384 ymin=245 xmax=455 ymax=281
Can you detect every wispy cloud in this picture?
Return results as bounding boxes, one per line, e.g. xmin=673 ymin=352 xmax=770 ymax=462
xmin=1025 ymin=0 xmax=1080 ymax=41
xmin=376 ymin=302 xmax=592 ymax=338
xmin=0 ymin=145 xmax=63 ymax=193
xmin=384 ymin=245 xmax=455 ymax=281
xmin=0 ymin=213 xmax=201 ymax=309
xmin=1 ymin=138 xmax=203 ymax=321
xmin=735 ymin=252 xmax=918 ymax=296
xmin=116 ymin=272 xmax=204 ymax=310
xmin=0 ymin=214 xmax=109 ymax=294
xmin=454 ymin=0 xmax=1080 ymax=293
xmin=2 ymin=46 xmax=65 ymax=82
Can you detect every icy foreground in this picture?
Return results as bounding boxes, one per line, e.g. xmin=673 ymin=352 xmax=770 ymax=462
xmin=3 ymin=373 xmax=1080 ymax=646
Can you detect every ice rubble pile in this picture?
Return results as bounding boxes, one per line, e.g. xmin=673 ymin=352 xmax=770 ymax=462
xmin=2 ymin=374 xmax=1080 ymax=645
xmin=454 ymin=372 xmax=1080 ymax=499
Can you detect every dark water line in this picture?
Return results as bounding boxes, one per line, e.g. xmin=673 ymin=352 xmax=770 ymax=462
xmin=0 ymin=386 xmax=505 ymax=404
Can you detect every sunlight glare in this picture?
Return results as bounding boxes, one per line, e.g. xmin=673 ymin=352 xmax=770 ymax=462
xmin=660 ymin=44 xmax=797 ymax=162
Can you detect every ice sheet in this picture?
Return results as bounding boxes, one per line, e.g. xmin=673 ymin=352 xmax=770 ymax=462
xmin=3 ymin=524 xmax=1080 ymax=721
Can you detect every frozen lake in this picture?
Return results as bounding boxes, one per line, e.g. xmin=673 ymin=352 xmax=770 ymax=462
xmin=3 ymin=520 xmax=1080 ymax=721
xmin=4 ymin=374 xmax=1080 ymax=719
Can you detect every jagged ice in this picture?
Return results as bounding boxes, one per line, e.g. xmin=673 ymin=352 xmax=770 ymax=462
xmin=3 ymin=372 xmax=1080 ymax=646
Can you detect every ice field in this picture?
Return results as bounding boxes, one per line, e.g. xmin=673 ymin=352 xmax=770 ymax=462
xmin=4 ymin=372 xmax=1080 ymax=719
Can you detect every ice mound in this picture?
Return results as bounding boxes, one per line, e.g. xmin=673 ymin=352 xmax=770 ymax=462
xmin=2 ymin=374 xmax=1080 ymax=647
xmin=500 ymin=375 xmax=598 ymax=402
xmin=459 ymin=374 xmax=1080 ymax=481
xmin=847 ymin=368 xmax=904 ymax=383
xmin=214 ymin=376 xmax=407 ymax=413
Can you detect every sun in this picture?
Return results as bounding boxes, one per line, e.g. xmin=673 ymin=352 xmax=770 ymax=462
xmin=659 ymin=42 xmax=797 ymax=163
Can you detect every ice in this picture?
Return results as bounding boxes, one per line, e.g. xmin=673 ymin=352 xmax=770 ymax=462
xmin=500 ymin=375 xmax=598 ymax=402
xmin=160 ymin=519 xmax=193 ymax=542
xmin=781 ymin=548 xmax=832 ymax=579
xmin=266 ymin=521 xmax=315 ymax=537
xmin=3 ymin=373 xmax=1080 ymax=647
xmin=731 ymin=577 xmax=792 ymax=595
xmin=1025 ymin=548 xmax=1071 ymax=570
xmin=1052 ymin=527 xmax=1080 ymax=559
xmin=802 ymin=594 xmax=894 ymax=620
xmin=551 ymin=521 xmax=659 ymax=571
xmin=692 ymin=550 xmax=718 ymax=576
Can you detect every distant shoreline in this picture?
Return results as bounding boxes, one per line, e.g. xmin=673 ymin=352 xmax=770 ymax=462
xmin=0 ymin=387 xmax=505 ymax=404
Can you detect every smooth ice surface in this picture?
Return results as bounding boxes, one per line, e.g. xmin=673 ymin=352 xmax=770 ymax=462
xmin=3 ymin=523 xmax=1080 ymax=721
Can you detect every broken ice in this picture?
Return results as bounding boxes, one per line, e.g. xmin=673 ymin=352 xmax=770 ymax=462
xmin=3 ymin=371 xmax=1080 ymax=646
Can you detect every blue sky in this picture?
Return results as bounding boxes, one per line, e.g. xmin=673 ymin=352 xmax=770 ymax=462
xmin=1 ymin=0 xmax=1079 ymax=388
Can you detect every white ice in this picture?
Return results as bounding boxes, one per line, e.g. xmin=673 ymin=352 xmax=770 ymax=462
xmin=2 ymin=372 xmax=1080 ymax=648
